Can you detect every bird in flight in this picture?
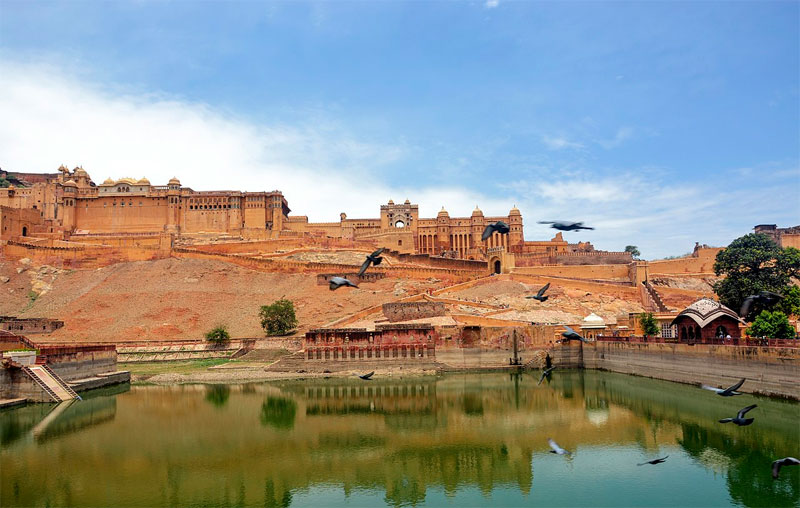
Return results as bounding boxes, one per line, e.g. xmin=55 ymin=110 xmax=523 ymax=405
xmin=538 ymin=366 xmax=555 ymax=385
xmin=329 ymin=276 xmax=358 ymax=291
xmin=719 ymin=404 xmax=757 ymax=426
xmin=526 ymin=283 xmax=550 ymax=302
xmin=358 ymin=371 xmax=375 ymax=380
xmin=548 ymin=438 xmax=571 ymax=455
xmin=562 ymin=325 xmax=588 ymax=343
xmin=637 ymin=456 xmax=668 ymax=466
xmin=537 ymin=221 xmax=595 ymax=231
xmin=482 ymin=221 xmax=510 ymax=241
xmin=357 ymin=248 xmax=385 ymax=277
xmin=702 ymin=378 xmax=745 ymax=396
xmin=772 ymin=457 xmax=799 ymax=479
xmin=739 ymin=291 xmax=784 ymax=319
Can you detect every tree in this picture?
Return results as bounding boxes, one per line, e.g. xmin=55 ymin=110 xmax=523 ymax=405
xmin=713 ymin=233 xmax=800 ymax=320
xmin=639 ymin=312 xmax=660 ymax=337
xmin=745 ymin=310 xmax=795 ymax=340
xmin=625 ymin=245 xmax=641 ymax=259
xmin=778 ymin=285 xmax=800 ymax=317
xmin=205 ymin=324 xmax=230 ymax=342
xmin=260 ymin=299 xmax=298 ymax=336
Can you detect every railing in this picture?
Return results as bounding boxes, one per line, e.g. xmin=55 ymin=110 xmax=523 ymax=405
xmin=41 ymin=364 xmax=80 ymax=399
xmin=596 ymin=335 xmax=799 ymax=348
xmin=22 ymin=366 xmax=62 ymax=402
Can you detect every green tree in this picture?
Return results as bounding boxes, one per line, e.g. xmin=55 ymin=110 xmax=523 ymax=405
xmin=713 ymin=233 xmax=800 ymax=320
xmin=259 ymin=299 xmax=298 ymax=336
xmin=205 ymin=324 xmax=230 ymax=342
xmin=746 ymin=310 xmax=795 ymax=340
xmin=639 ymin=312 xmax=660 ymax=337
xmin=778 ymin=285 xmax=800 ymax=317
xmin=624 ymin=245 xmax=641 ymax=258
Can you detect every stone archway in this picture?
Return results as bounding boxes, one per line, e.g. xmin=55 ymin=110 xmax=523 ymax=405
xmin=21 ymin=226 xmax=27 ymax=237
xmin=489 ymin=257 xmax=502 ymax=274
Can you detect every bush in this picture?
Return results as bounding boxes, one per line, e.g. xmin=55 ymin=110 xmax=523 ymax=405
xmin=639 ymin=312 xmax=660 ymax=337
xmin=259 ymin=299 xmax=298 ymax=336
xmin=205 ymin=325 xmax=230 ymax=342
xmin=746 ymin=310 xmax=795 ymax=340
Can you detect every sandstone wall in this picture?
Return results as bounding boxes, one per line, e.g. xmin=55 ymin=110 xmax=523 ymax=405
xmin=40 ymin=347 xmax=118 ymax=382
xmin=382 ymin=302 xmax=446 ymax=322
xmin=648 ymin=248 xmax=723 ymax=274
xmin=512 ymin=263 xmax=631 ymax=281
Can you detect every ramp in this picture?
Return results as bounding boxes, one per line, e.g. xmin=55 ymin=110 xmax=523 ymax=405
xmin=23 ymin=365 xmax=81 ymax=402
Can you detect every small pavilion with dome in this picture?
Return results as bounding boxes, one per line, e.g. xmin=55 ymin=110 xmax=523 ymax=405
xmin=670 ymin=297 xmax=744 ymax=342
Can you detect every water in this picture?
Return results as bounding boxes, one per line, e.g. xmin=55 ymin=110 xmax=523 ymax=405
xmin=1 ymin=371 xmax=798 ymax=507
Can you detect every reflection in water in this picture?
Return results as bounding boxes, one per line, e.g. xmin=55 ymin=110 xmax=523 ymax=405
xmin=1 ymin=372 xmax=798 ymax=507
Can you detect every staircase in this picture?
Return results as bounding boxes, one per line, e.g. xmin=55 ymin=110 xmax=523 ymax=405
xmin=642 ymin=281 xmax=669 ymax=312
xmin=23 ymin=365 xmax=80 ymax=402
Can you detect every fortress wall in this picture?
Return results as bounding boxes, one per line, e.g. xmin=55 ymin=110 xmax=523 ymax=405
xmin=183 ymin=208 xmax=242 ymax=233
xmin=66 ymin=234 xmax=165 ymax=248
xmin=3 ymin=242 xmax=167 ymax=267
xmin=74 ymin=197 xmax=169 ymax=233
xmin=382 ymin=302 xmax=446 ymax=322
xmin=648 ymin=248 xmax=723 ymax=274
xmin=577 ymin=341 xmax=799 ymax=399
xmin=511 ymin=263 xmax=632 ymax=281
xmin=508 ymin=273 xmax=642 ymax=300
xmin=43 ymin=347 xmax=118 ymax=382
xmin=556 ymin=251 xmax=632 ymax=265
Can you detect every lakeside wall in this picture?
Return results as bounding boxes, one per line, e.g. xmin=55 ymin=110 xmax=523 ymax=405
xmin=549 ymin=341 xmax=799 ymax=399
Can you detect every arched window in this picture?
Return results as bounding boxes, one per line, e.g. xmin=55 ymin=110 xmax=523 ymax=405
xmin=715 ymin=325 xmax=728 ymax=338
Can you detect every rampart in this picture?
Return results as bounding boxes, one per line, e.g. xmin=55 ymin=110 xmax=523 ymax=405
xmin=1 ymin=317 xmax=64 ymax=335
xmin=512 ymin=263 xmax=632 ymax=281
xmin=382 ymin=301 xmax=446 ymax=322
xmin=316 ymin=273 xmax=386 ymax=285
xmin=37 ymin=345 xmax=118 ymax=382
xmin=648 ymin=247 xmax=723 ymax=274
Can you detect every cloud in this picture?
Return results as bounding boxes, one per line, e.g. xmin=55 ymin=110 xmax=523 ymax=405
xmin=541 ymin=135 xmax=583 ymax=151
xmin=596 ymin=127 xmax=633 ymax=149
xmin=485 ymin=0 xmax=499 ymax=8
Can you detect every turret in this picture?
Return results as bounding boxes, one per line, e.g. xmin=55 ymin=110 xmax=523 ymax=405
xmin=508 ymin=205 xmax=524 ymax=245
xmin=166 ymin=177 xmax=181 ymax=231
xmin=60 ymin=180 xmax=78 ymax=231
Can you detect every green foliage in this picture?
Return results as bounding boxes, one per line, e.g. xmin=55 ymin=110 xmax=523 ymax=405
xmin=746 ymin=310 xmax=795 ymax=340
xmin=260 ymin=396 xmax=297 ymax=430
xmin=777 ymin=285 xmax=800 ymax=317
xmin=205 ymin=325 xmax=230 ymax=342
xmin=259 ymin=299 xmax=298 ymax=336
xmin=639 ymin=312 xmax=660 ymax=337
xmin=204 ymin=385 xmax=230 ymax=408
xmin=27 ymin=291 xmax=38 ymax=302
xmin=713 ymin=234 xmax=798 ymax=320
xmin=624 ymin=245 xmax=641 ymax=258
xmin=0 ymin=176 xmax=9 ymax=188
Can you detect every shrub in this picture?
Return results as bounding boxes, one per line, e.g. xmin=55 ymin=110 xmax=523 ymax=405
xmin=639 ymin=312 xmax=660 ymax=337
xmin=746 ymin=310 xmax=795 ymax=340
xmin=205 ymin=325 xmax=230 ymax=342
xmin=259 ymin=299 xmax=298 ymax=336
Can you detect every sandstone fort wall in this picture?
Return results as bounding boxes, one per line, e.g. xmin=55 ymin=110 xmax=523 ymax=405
xmin=382 ymin=302 xmax=446 ymax=322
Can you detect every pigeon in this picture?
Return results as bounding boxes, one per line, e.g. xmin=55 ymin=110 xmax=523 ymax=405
xmin=637 ymin=456 xmax=669 ymax=466
xmin=358 ymin=371 xmax=374 ymax=380
xmin=482 ymin=221 xmax=510 ymax=241
xmin=547 ymin=438 xmax=571 ymax=455
xmin=702 ymin=378 xmax=745 ymax=396
xmin=526 ymin=283 xmax=550 ymax=302
xmin=562 ymin=325 xmax=588 ymax=343
xmin=719 ymin=404 xmax=757 ymax=426
xmin=772 ymin=457 xmax=800 ymax=479
xmin=538 ymin=366 xmax=555 ymax=385
xmin=357 ymin=248 xmax=385 ymax=277
xmin=329 ymin=276 xmax=358 ymax=291
xmin=537 ymin=221 xmax=595 ymax=232
xmin=740 ymin=291 xmax=784 ymax=318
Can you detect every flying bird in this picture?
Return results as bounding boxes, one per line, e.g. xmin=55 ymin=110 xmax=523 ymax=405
xmin=719 ymin=404 xmax=758 ymax=426
xmin=329 ymin=276 xmax=358 ymax=291
xmin=526 ymin=283 xmax=551 ymax=302
xmin=772 ymin=457 xmax=800 ymax=479
xmin=538 ymin=366 xmax=555 ymax=385
xmin=358 ymin=371 xmax=375 ymax=380
xmin=637 ymin=456 xmax=669 ymax=466
xmin=740 ymin=291 xmax=784 ymax=318
xmin=537 ymin=221 xmax=595 ymax=232
xmin=562 ymin=325 xmax=588 ymax=343
xmin=547 ymin=438 xmax=571 ymax=455
xmin=357 ymin=248 xmax=386 ymax=277
xmin=482 ymin=221 xmax=510 ymax=242
xmin=701 ymin=378 xmax=745 ymax=396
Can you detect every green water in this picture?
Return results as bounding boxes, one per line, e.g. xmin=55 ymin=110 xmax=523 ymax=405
xmin=1 ymin=371 xmax=798 ymax=507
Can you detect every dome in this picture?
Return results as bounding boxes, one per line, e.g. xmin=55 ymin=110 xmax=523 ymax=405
xmin=74 ymin=167 xmax=87 ymax=176
xmin=471 ymin=205 xmax=484 ymax=217
xmin=670 ymin=297 xmax=743 ymax=328
xmin=388 ymin=199 xmax=394 ymax=205
xmin=509 ymin=205 xmax=521 ymax=215
xmin=404 ymin=198 xmax=411 ymax=205
xmin=137 ymin=177 xmax=151 ymax=185
xmin=437 ymin=206 xmax=449 ymax=218
xmin=62 ymin=179 xmax=77 ymax=187
xmin=582 ymin=313 xmax=606 ymax=328
xmin=102 ymin=177 xmax=115 ymax=185
xmin=168 ymin=177 xmax=181 ymax=185
xmin=117 ymin=177 xmax=137 ymax=185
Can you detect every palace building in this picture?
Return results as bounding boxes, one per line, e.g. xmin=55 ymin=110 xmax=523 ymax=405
xmin=1 ymin=166 xmax=603 ymax=262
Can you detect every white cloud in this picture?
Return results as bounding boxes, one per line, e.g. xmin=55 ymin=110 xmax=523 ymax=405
xmin=596 ymin=126 xmax=633 ymax=149
xmin=485 ymin=0 xmax=499 ymax=8
xmin=541 ymin=135 xmax=583 ymax=151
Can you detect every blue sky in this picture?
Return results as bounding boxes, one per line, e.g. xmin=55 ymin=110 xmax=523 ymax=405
xmin=1 ymin=1 xmax=798 ymax=258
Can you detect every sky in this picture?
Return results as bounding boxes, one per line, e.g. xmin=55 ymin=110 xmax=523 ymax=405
xmin=0 ymin=1 xmax=798 ymax=258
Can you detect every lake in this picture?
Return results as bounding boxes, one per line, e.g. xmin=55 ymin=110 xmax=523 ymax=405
xmin=1 ymin=371 xmax=798 ymax=507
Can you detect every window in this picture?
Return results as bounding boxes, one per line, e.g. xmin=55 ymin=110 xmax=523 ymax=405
xmin=661 ymin=323 xmax=675 ymax=338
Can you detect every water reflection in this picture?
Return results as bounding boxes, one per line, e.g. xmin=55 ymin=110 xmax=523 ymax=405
xmin=1 ymin=372 xmax=798 ymax=507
